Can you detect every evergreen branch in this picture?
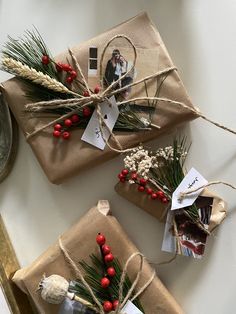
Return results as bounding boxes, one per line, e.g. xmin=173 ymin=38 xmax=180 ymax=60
xmin=2 ymin=27 xmax=58 ymax=79
xmin=69 ymin=254 xmax=144 ymax=312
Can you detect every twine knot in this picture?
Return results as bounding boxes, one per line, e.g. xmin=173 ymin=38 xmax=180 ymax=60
xmin=89 ymin=93 xmax=105 ymax=104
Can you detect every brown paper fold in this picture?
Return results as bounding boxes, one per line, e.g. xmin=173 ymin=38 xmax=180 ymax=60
xmin=115 ymin=182 xmax=227 ymax=232
xmin=1 ymin=12 xmax=197 ymax=184
xmin=12 ymin=201 xmax=183 ymax=314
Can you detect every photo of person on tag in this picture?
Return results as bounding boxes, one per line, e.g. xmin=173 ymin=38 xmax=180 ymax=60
xmin=104 ymin=49 xmax=134 ymax=99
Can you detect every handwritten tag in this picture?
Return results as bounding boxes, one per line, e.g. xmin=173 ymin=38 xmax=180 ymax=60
xmin=121 ymin=301 xmax=143 ymax=314
xmin=81 ymin=96 xmax=119 ymax=150
xmin=171 ymin=168 xmax=208 ymax=210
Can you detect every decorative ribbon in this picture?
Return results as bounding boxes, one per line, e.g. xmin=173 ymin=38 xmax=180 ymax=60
xmin=59 ymin=237 xmax=155 ymax=314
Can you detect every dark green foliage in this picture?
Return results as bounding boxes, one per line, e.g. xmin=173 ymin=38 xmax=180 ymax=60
xmin=2 ymin=28 xmax=58 ymax=79
xmin=69 ymin=254 xmax=144 ymax=312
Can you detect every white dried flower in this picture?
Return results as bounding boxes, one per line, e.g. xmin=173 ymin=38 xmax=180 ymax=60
xmin=39 ymin=274 xmax=69 ymax=304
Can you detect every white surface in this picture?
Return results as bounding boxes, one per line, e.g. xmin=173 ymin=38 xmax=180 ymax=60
xmin=0 ymin=1 xmax=236 ymax=314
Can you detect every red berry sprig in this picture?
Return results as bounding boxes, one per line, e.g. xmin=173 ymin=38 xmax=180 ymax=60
xmin=96 ymin=233 xmax=118 ymax=313
xmin=52 ymin=113 xmax=82 ymax=140
xmin=117 ymin=170 xmax=170 ymax=204
xmin=54 ymin=61 xmax=77 ymax=84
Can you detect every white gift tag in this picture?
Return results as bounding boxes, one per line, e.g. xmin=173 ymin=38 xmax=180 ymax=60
xmin=81 ymin=96 xmax=119 ymax=150
xmin=171 ymin=167 xmax=208 ymax=210
xmin=121 ymin=300 xmax=143 ymax=314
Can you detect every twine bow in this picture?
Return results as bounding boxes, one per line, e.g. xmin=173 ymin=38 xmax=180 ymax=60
xmin=59 ymin=237 xmax=155 ymax=314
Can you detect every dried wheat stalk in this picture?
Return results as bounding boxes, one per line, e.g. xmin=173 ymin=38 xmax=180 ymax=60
xmin=1 ymin=57 xmax=76 ymax=96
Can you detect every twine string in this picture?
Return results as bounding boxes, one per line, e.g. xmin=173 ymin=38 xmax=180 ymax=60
xmin=59 ymin=238 xmax=105 ymax=313
xmin=179 ymin=180 xmax=236 ymax=201
xmin=59 ymin=238 xmax=154 ymax=314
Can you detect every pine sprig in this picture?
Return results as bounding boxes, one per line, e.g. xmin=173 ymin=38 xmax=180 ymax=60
xmin=2 ymin=27 xmax=58 ymax=79
xmin=149 ymin=138 xmax=200 ymax=221
xmin=69 ymin=254 xmax=144 ymax=312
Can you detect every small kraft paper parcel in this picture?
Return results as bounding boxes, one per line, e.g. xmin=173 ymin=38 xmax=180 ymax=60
xmin=115 ymin=140 xmax=227 ymax=258
xmin=12 ymin=201 xmax=184 ymax=314
xmin=0 ymin=12 xmax=197 ymax=184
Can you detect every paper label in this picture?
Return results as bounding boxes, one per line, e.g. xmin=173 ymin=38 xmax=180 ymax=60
xmin=81 ymin=96 xmax=119 ymax=150
xmin=121 ymin=301 xmax=143 ymax=314
xmin=171 ymin=168 xmax=208 ymax=210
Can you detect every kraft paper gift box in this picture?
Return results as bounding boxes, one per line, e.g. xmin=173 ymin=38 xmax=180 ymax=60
xmin=0 ymin=12 xmax=197 ymax=184
xmin=12 ymin=201 xmax=183 ymax=314
xmin=115 ymin=181 xmax=227 ymax=232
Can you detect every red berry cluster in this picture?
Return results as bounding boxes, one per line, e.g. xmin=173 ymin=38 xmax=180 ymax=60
xmin=52 ymin=85 xmax=101 ymax=140
xmin=53 ymin=114 xmax=81 ymax=140
xmin=56 ymin=62 xmax=77 ymax=84
xmin=117 ymin=169 xmax=169 ymax=204
xmin=96 ymin=233 xmax=119 ymax=313
xmin=83 ymin=84 xmax=100 ymax=97
xmin=41 ymin=54 xmax=77 ymax=84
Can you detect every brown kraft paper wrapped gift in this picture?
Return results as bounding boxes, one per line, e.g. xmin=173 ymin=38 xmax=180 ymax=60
xmin=115 ymin=181 xmax=227 ymax=232
xmin=0 ymin=12 xmax=197 ymax=184
xmin=12 ymin=201 xmax=183 ymax=314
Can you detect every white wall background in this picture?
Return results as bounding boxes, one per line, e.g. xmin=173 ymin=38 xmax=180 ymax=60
xmin=0 ymin=1 xmax=236 ymax=313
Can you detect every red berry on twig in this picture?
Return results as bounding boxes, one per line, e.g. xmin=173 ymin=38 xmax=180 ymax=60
xmin=113 ymin=300 xmax=119 ymax=310
xmin=71 ymin=114 xmax=80 ymax=123
xmin=140 ymin=178 xmax=147 ymax=186
xmin=83 ymin=90 xmax=90 ymax=97
xmin=138 ymin=186 xmax=145 ymax=192
xmin=96 ymin=233 xmax=106 ymax=245
xmin=101 ymin=277 xmax=110 ymax=288
xmin=83 ymin=107 xmax=92 ymax=117
xmin=151 ymin=193 xmax=158 ymax=200
xmin=104 ymin=253 xmax=114 ymax=263
xmin=131 ymin=173 xmax=138 ymax=180
xmin=66 ymin=76 xmax=73 ymax=84
xmin=56 ymin=62 xmax=63 ymax=72
xmin=94 ymin=85 xmax=100 ymax=94
xmin=102 ymin=245 xmax=111 ymax=255
xmin=62 ymin=131 xmax=70 ymax=140
xmin=161 ymin=197 xmax=169 ymax=204
xmin=107 ymin=267 xmax=116 ymax=277
xmin=146 ymin=188 xmax=153 ymax=195
xmin=54 ymin=124 xmax=62 ymax=131
xmin=156 ymin=191 xmax=164 ymax=199
xmin=53 ymin=130 xmax=61 ymax=138
xmin=64 ymin=119 xmax=72 ymax=127
xmin=122 ymin=169 xmax=129 ymax=176
xmin=103 ymin=301 xmax=113 ymax=312
xmin=62 ymin=63 xmax=73 ymax=72
xmin=70 ymin=70 xmax=77 ymax=79
xmin=42 ymin=55 xmax=50 ymax=65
